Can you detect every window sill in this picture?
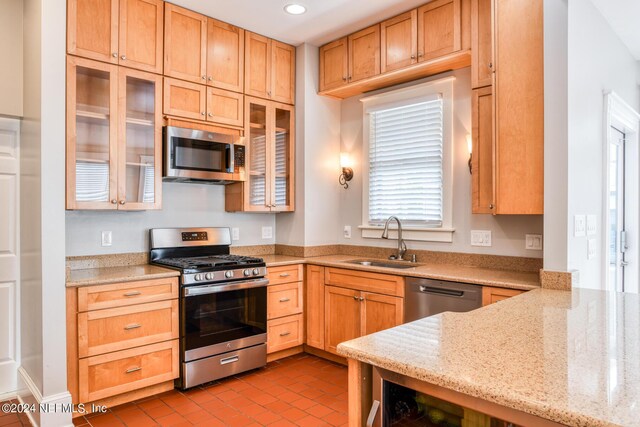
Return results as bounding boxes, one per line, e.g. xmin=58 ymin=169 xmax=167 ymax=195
xmin=358 ymin=225 xmax=455 ymax=243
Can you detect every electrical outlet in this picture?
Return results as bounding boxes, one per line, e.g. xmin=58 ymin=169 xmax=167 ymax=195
xmin=261 ymin=226 xmax=273 ymax=239
xmin=525 ymin=234 xmax=543 ymax=250
xmin=470 ymin=230 xmax=492 ymax=247
xmin=587 ymin=239 xmax=596 ymax=259
xmin=231 ymin=228 xmax=240 ymax=241
xmin=343 ymin=225 xmax=352 ymax=239
xmin=586 ymin=215 xmax=597 ymax=236
xmin=574 ymin=215 xmax=586 ymax=237
xmin=101 ymin=231 xmax=112 ymax=247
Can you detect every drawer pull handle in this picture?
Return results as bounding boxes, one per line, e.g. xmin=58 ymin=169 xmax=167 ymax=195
xmin=220 ymin=356 xmax=239 ymax=365
xmin=124 ymin=323 xmax=141 ymax=330
xmin=125 ymin=367 xmax=141 ymax=374
xmin=279 ymin=273 xmax=290 ymax=277
xmin=279 ymin=331 xmax=291 ymax=337
xmin=123 ymin=291 xmax=141 ymax=297
xmin=279 ymin=297 xmax=290 ymax=303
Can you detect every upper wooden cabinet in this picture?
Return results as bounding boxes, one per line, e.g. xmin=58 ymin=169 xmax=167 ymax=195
xmin=471 ymin=86 xmax=494 ymax=214
xmin=67 ymin=56 xmax=163 ymax=210
xmin=207 ymin=18 xmax=244 ymax=93
xmin=417 ymin=0 xmax=462 ymax=61
xmin=68 ymin=0 xmax=164 ymax=73
xmin=163 ymin=3 xmax=207 ymax=84
xmin=319 ymin=38 xmax=348 ymax=91
xmin=348 ymin=25 xmax=381 ymax=83
xmin=471 ymin=0 xmax=493 ymax=88
xmin=245 ymin=32 xmax=296 ymax=105
xmin=381 ymin=11 xmax=417 ymax=73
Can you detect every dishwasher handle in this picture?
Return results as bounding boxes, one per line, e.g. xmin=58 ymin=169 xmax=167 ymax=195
xmin=419 ymin=285 xmax=464 ymax=297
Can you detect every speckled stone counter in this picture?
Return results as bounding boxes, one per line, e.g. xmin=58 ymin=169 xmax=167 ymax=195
xmin=338 ymin=288 xmax=640 ymax=427
xmin=66 ymin=264 xmax=180 ymax=287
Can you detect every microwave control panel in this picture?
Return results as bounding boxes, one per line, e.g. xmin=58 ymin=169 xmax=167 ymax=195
xmin=234 ymin=146 xmax=245 ymax=174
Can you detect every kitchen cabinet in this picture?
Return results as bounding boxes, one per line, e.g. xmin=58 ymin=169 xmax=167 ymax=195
xmin=67 ymin=0 xmax=164 ymax=74
xmin=245 ymin=32 xmax=296 ymax=105
xmin=66 ymin=56 xmax=162 ymax=210
xmin=206 ymin=87 xmax=244 ymax=127
xmin=207 ymin=18 xmax=245 ymax=93
xmin=266 ymin=265 xmax=304 ymax=357
xmin=361 ymin=292 xmax=403 ymax=336
xmin=470 ymin=0 xmax=543 ymax=215
xmin=163 ymin=3 xmax=207 ymax=84
xmin=319 ymin=37 xmax=348 ymax=91
xmin=267 ymin=314 xmax=303 ymax=354
xmin=380 ymin=11 xmax=417 ymax=73
xmin=481 ymin=286 xmax=523 ymax=306
xmin=348 ymin=25 xmax=381 ymax=83
xmin=305 ymin=265 xmax=325 ymax=350
xmin=225 ymin=97 xmax=295 ymax=212
xmin=471 ymin=0 xmax=493 ymax=88
xmin=417 ymin=0 xmax=462 ymax=61
xmin=67 ymin=277 xmax=179 ymax=413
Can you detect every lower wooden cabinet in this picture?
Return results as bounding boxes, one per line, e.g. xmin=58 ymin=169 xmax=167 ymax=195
xmin=305 ymin=265 xmax=325 ymax=350
xmin=482 ymin=286 xmax=524 ymax=306
xmin=266 ymin=266 xmax=304 ymax=356
xmin=267 ymin=314 xmax=303 ymax=353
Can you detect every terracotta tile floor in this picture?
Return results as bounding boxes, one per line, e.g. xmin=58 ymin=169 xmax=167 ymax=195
xmin=0 ymin=399 xmax=33 ymax=427
xmin=73 ymin=354 xmax=348 ymax=427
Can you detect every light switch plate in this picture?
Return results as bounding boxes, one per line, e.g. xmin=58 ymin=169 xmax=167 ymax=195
xmin=343 ymin=225 xmax=352 ymax=239
xmin=231 ymin=228 xmax=240 ymax=241
xmin=574 ymin=215 xmax=586 ymax=237
xmin=261 ymin=226 xmax=273 ymax=239
xmin=525 ymin=234 xmax=543 ymax=250
xmin=471 ymin=230 xmax=492 ymax=247
xmin=587 ymin=238 xmax=596 ymax=259
xmin=101 ymin=231 xmax=112 ymax=247
xmin=586 ymin=215 xmax=597 ymax=236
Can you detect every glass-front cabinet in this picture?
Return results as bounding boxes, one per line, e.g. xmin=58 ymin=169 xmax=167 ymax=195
xmin=226 ymin=97 xmax=294 ymax=212
xmin=66 ymin=56 xmax=162 ymax=210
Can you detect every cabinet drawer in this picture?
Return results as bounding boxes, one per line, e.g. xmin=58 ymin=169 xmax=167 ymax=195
xmin=325 ymin=267 xmax=404 ymax=297
xmin=267 ymin=314 xmax=303 ymax=353
xmin=482 ymin=287 xmax=524 ymax=306
xmin=268 ymin=282 xmax=303 ymax=319
xmin=267 ymin=264 xmax=302 ymax=285
xmin=77 ymin=278 xmax=179 ymax=312
xmin=78 ymin=300 xmax=178 ymax=358
xmin=79 ymin=340 xmax=178 ymax=402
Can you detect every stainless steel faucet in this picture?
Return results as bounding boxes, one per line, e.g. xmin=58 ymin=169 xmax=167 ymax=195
xmin=381 ymin=216 xmax=407 ymax=261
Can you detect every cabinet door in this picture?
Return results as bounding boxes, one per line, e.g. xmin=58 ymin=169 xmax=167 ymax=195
xmin=271 ymin=103 xmax=294 ymax=212
xmin=271 ymin=41 xmax=296 ymax=104
xmin=163 ymin=78 xmax=206 ymax=121
xmin=206 ymin=88 xmax=243 ymax=127
xmin=471 ymin=0 xmax=493 ymax=88
xmin=380 ymin=10 xmax=417 ymax=73
xmin=471 ymin=86 xmax=494 ymax=214
xmin=325 ymin=286 xmax=361 ymax=355
xmin=305 ymin=265 xmax=325 ymax=350
xmin=67 ymin=0 xmax=119 ymax=63
xmin=348 ymin=25 xmax=380 ymax=83
xmin=245 ymin=97 xmax=272 ymax=212
xmin=481 ymin=286 xmax=523 ymax=306
xmin=417 ymin=0 xmax=462 ymax=61
xmin=245 ymin=32 xmax=271 ymax=100
xmin=207 ymin=18 xmax=244 ymax=93
xmin=362 ymin=293 xmax=403 ymax=336
xmin=164 ymin=3 xmax=207 ymax=84
xmin=66 ymin=56 xmax=118 ymax=210
xmin=118 ymin=0 xmax=164 ymax=74
xmin=319 ymin=38 xmax=348 ymax=92
xmin=117 ymin=68 xmax=162 ymax=210
xmin=494 ymin=0 xmax=543 ymax=214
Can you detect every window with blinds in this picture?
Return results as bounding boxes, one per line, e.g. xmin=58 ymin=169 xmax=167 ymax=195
xmin=368 ymin=95 xmax=444 ymax=226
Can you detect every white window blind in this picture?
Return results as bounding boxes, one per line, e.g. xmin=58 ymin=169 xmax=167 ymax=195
xmin=368 ymin=95 xmax=444 ymax=226
xmin=76 ymin=161 xmax=109 ymax=202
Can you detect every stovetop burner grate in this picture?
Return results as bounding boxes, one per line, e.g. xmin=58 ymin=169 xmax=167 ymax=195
xmin=154 ymin=254 xmax=264 ymax=271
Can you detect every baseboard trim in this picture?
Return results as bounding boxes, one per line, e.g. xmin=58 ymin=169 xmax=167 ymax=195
xmin=18 ymin=366 xmax=73 ymax=427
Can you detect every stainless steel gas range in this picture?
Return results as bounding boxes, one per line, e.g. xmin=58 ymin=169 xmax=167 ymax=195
xmin=149 ymin=227 xmax=268 ymax=389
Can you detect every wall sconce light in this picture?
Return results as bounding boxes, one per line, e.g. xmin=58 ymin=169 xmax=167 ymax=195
xmin=339 ymin=153 xmax=354 ymax=189
xmin=466 ymin=134 xmax=473 ymax=175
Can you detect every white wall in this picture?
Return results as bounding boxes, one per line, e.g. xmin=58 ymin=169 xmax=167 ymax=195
xmin=567 ymin=0 xmax=640 ymax=289
xmin=66 ymin=184 xmax=277 ymax=256
xmin=0 ymin=0 xmax=23 ymax=118
xmin=338 ymin=68 xmax=544 ymax=258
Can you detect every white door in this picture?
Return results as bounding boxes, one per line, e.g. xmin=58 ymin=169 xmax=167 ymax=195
xmin=0 ymin=118 xmax=19 ymax=395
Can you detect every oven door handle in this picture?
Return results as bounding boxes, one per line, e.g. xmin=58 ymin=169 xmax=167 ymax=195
xmin=183 ymin=278 xmax=270 ymax=297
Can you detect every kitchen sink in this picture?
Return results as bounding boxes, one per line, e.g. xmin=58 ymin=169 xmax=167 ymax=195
xmin=344 ymin=259 xmax=421 ymax=269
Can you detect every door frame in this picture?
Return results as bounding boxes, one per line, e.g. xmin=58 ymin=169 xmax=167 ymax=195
xmin=603 ymin=92 xmax=640 ymax=292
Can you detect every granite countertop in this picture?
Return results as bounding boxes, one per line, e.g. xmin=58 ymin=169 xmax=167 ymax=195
xmin=66 ymin=264 xmax=180 ymax=287
xmin=337 ymin=288 xmax=640 ymax=427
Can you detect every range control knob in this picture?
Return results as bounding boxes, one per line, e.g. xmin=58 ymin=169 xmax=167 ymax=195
xmin=243 ymin=269 xmax=251 ymax=277
xmin=225 ymin=271 xmax=233 ymax=279
xmin=253 ymin=268 xmax=260 ymax=276
xmin=195 ymin=274 xmax=203 ymax=281
xmin=205 ymin=273 xmax=214 ymax=280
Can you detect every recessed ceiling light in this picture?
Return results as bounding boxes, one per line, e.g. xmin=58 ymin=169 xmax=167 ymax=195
xmin=284 ymin=4 xmax=306 ymax=15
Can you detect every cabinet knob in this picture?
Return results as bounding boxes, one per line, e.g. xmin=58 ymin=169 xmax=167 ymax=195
xmin=208 ymin=76 xmax=212 ymax=81
xmin=202 ymin=75 xmax=206 ymax=80
xmin=201 ymin=112 xmax=206 ymax=116
xmin=489 ymin=203 xmax=495 ymax=209
xmin=418 ymin=52 xmax=424 ymax=58
xmin=342 ymin=77 xmax=347 ymax=82
xmin=208 ymin=113 xmax=213 ymax=117
xmin=488 ymin=62 xmax=493 ymax=69
xmin=120 ymin=55 xmax=126 ymax=60
xmin=271 ymin=204 xmax=276 ymax=207
xmin=353 ymin=296 xmax=358 ymax=300
xmin=112 ymin=52 xmax=118 ymax=58
xmin=110 ymin=199 xmax=117 ymax=204
xmin=359 ymin=297 xmax=364 ymax=301
xmin=119 ymin=200 xmax=126 ymax=205
xmin=411 ymin=54 xmax=416 ymax=59
xmin=267 ymin=91 xmax=272 ymax=97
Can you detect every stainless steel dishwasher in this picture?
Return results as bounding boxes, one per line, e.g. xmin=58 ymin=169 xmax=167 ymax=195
xmin=404 ymin=277 xmax=482 ymax=322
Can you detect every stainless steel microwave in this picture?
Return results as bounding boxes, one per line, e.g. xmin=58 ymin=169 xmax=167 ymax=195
xmin=163 ymin=126 xmax=246 ymax=184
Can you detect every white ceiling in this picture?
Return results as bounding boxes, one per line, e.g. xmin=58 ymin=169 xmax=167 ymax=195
xmin=168 ymin=0 xmax=427 ymax=46
xmin=590 ymin=0 xmax=640 ymax=59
